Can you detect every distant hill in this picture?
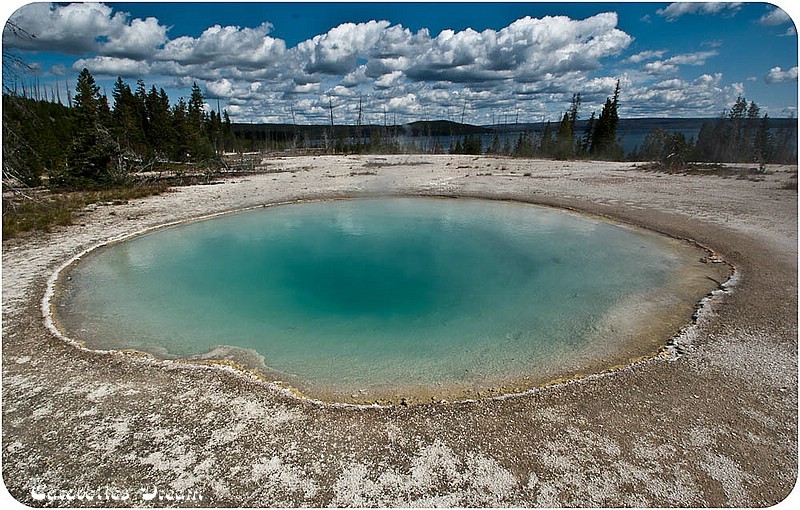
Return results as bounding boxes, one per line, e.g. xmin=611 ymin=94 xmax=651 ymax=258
xmin=404 ymin=120 xmax=487 ymax=136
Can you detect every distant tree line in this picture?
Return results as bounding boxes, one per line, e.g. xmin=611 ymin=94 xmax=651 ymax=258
xmin=454 ymin=81 xmax=624 ymax=160
xmin=629 ymin=96 xmax=796 ymax=168
xmin=457 ymin=84 xmax=796 ymax=166
xmin=3 ymin=68 xmax=233 ymax=189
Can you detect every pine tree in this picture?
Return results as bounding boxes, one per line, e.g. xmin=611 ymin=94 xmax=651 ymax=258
xmin=753 ymin=114 xmax=774 ymax=169
xmin=145 ymin=85 xmax=174 ymax=158
xmin=580 ymin=111 xmax=596 ymax=155
xmin=589 ymin=80 xmax=622 ymax=159
xmin=64 ymin=68 xmax=117 ymax=187
xmin=487 ymin=131 xmax=501 ymax=155
xmin=185 ymin=82 xmax=214 ymax=160
xmin=110 ymin=77 xmax=148 ymax=156
xmin=171 ymin=97 xmax=190 ymax=161
xmin=568 ymin=93 xmax=581 ymax=140
xmin=555 ymin=111 xmax=574 ymax=159
xmin=538 ymin=121 xmax=554 ymax=157
xmin=744 ymin=101 xmax=761 ymax=162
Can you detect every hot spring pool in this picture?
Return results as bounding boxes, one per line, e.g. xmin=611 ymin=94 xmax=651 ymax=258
xmin=52 ymin=197 xmax=726 ymax=403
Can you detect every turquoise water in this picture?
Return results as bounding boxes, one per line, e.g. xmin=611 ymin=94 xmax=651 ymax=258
xmin=56 ymin=198 xmax=694 ymax=401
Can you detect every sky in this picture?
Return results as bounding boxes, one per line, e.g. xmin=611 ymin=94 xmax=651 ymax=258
xmin=2 ymin=1 xmax=798 ymax=125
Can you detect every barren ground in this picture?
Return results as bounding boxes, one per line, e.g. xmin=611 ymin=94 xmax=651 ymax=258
xmin=2 ymin=155 xmax=797 ymax=507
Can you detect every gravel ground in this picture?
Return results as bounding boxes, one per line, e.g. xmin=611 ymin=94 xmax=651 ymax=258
xmin=2 ymin=155 xmax=797 ymax=507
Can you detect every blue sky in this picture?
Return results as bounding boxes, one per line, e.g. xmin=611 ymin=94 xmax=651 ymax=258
xmin=2 ymin=2 xmax=798 ymax=124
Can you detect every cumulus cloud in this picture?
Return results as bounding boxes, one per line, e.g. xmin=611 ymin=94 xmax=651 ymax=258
xmin=624 ymin=72 xmax=743 ymax=117
xmin=374 ymin=70 xmax=405 ymax=89
xmin=158 ymin=22 xmax=285 ymax=68
xmin=765 ymin=66 xmax=798 ymax=83
xmin=204 ymin=78 xmax=236 ymax=99
xmin=657 ymin=2 xmax=743 ymax=21
xmin=73 ymin=56 xmax=151 ymax=78
xmin=4 ymin=3 xmax=167 ymax=56
xmin=387 ymin=93 xmax=419 ymax=114
xmin=405 ymin=13 xmax=631 ymax=84
xmin=341 ymin=65 xmax=372 ymax=87
xmin=298 ymin=20 xmax=392 ymax=75
xmin=101 ymin=17 xmax=168 ymax=58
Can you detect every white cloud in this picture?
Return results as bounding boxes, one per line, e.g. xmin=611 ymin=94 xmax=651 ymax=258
xmin=643 ymin=61 xmax=679 ymax=75
xmin=374 ymin=71 xmax=404 ymax=89
xmin=291 ymin=83 xmax=320 ymax=94
xmin=73 ymin=56 xmax=151 ymax=78
xmin=665 ymin=50 xmax=718 ymax=66
xmin=341 ymin=65 xmax=372 ymax=87
xmin=406 ymin=13 xmax=631 ymax=84
xmin=765 ymin=66 xmax=798 ymax=83
xmin=204 ymin=78 xmax=235 ymax=99
xmin=624 ymin=72 xmax=742 ymax=117
xmin=158 ymin=23 xmax=285 ymax=68
xmin=640 ymin=50 xmax=717 ymax=75
xmin=298 ymin=20 xmax=391 ymax=75
xmin=328 ymin=84 xmax=357 ymax=97
xmin=624 ymin=50 xmax=666 ymax=64
xmin=657 ymin=3 xmax=743 ymax=21
xmin=760 ymin=7 xmax=792 ymax=26
xmin=102 ymin=17 xmax=168 ymax=58
xmin=387 ymin=93 xmax=419 ymax=113
xmin=4 ymin=3 xmax=168 ymax=57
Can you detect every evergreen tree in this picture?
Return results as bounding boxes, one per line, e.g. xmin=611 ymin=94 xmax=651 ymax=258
xmin=501 ymin=136 xmax=512 ymax=156
xmin=185 ymin=82 xmax=214 ymax=159
xmin=3 ymin=95 xmax=72 ymax=187
xmin=145 ymin=85 xmax=174 ymax=158
xmin=692 ymin=120 xmax=717 ymax=162
xmin=589 ymin=80 xmax=622 ymax=159
xmin=487 ymin=131 xmax=501 ymax=155
xmin=63 ymin=68 xmax=117 ymax=187
xmin=772 ymin=112 xmax=796 ymax=163
xmin=689 ymin=97 xmax=793 ymax=164
xmin=753 ymin=114 xmax=774 ymax=168
xmin=133 ymin=79 xmax=149 ymax=140
xmin=221 ymin=109 xmax=234 ymax=152
xmin=554 ymin=111 xmax=574 ymax=159
xmin=744 ymin=100 xmax=761 ymax=162
xmin=580 ymin=111 xmax=596 ymax=155
xmin=171 ymin=97 xmax=190 ymax=161
xmin=568 ymin=93 xmax=581 ymax=133
xmin=538 ymin=121 xmax=554 ymax=156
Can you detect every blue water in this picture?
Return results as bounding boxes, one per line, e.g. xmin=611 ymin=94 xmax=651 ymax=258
xmin=57 ymin=198 xmax=693 ymax=401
